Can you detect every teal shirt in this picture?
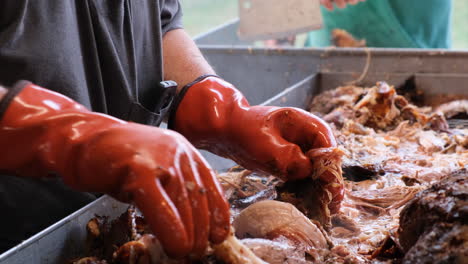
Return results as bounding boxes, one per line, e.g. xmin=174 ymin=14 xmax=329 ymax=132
xmin=305 ymin=0 xmax=452 ymax=48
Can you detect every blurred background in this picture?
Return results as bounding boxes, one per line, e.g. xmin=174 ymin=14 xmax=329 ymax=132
xmin=180 ymin=0 xmax=468 ymax=49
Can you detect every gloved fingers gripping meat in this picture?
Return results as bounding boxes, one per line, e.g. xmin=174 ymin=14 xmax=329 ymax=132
xmin=172 ymin=76 xmax=342 ymax=184
xmin=274 ymin=146 xmax=344 ymax=229
xmin=196 ymin=158 xmax=232 ymax=244
xmin=0 ymin=82 xmax=230 ymax=258
xmin=74 ymin=120 xmax=228 ymax=257
xmin=265 ymin=106 xmax=341 ymax=178
xmin=166 ymin=152 xmax=210 ymax=255
xmin=219 ymin=105 xmax=340 ymax=181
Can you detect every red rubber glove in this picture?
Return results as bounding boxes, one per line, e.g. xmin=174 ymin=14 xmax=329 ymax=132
xmin=170 ymin=76 xmax=344 ymax=213
xmin=0 ymin=81 xmax=230 ymax=257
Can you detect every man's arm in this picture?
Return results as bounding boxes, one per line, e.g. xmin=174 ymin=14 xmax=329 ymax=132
xmin=162 ymin=29 xmax=216 ymax=92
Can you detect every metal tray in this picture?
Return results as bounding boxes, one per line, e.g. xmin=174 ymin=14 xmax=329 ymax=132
xmin=2 ymin=47 xmax=468 ymax=263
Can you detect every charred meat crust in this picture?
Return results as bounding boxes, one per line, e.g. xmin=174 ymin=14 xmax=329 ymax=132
xmin=398 ymin=169 xmax=467 ymax=257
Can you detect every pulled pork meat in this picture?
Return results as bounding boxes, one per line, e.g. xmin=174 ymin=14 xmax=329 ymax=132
xmin=306 ymin=82 xmax=467 ymax=263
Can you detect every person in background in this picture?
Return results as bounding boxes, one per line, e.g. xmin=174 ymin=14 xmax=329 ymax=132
xmin=307 ymin=0 xmax=453 ymax=48
xmin=264 ymin=0 xmax=363 ymax=48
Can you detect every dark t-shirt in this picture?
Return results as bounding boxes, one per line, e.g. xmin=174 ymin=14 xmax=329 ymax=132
xmin=0 ymin=0 xmax=183 ymax=253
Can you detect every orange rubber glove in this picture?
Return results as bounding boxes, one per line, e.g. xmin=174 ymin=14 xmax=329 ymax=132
xmin=170 ymin=76 xmax=344 ymax=213
xmin=0 ymin=81 xmax=230 ymax=257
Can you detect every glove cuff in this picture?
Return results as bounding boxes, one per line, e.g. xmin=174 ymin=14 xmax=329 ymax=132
xmin=0 ymin=80 xmax=31 ymax=122
xmin=168 ymin=74 xmax=220 ymax=130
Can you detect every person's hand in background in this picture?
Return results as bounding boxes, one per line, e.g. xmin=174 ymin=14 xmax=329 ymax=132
xmin=0 ymin=82 xmax=230 ymax=258
xmin=320 ymin=0 xmax=366 ymax=10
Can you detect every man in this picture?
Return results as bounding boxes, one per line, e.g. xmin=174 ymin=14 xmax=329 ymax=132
xmin=308 ymin=0 xmax=452 ymax=48
xmin=0 ymin=0 xmax=340 ymax=257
